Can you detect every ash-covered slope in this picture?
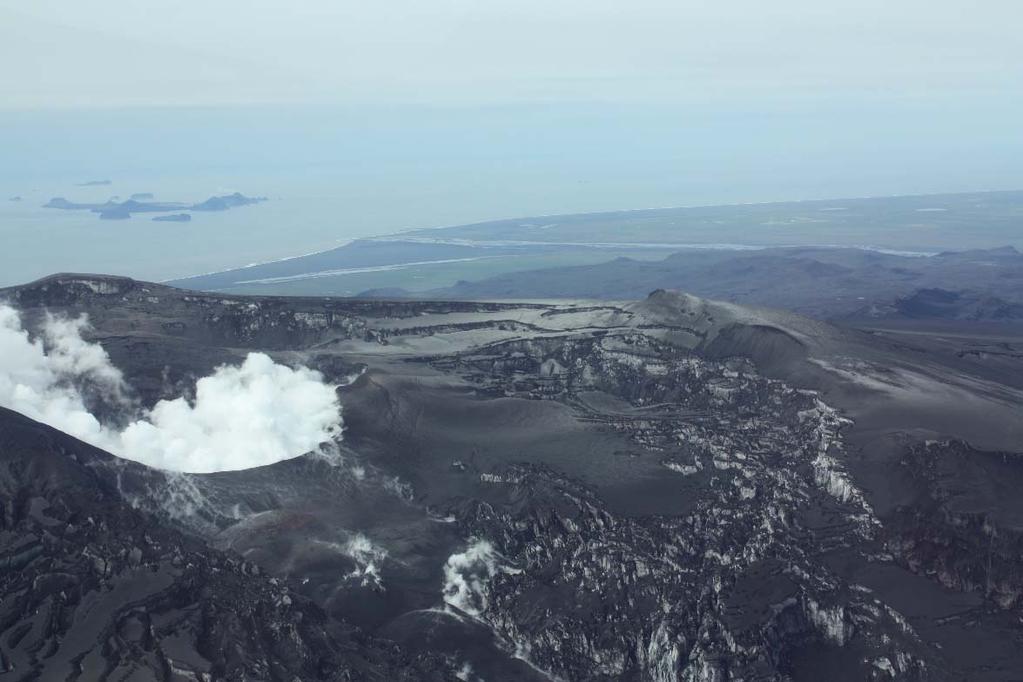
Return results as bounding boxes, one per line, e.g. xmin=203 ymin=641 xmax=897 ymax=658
xmin=1 ymin=274 xmax=1023 ymax=680
xmin=0 ymin=407 xmax=447 ymax=681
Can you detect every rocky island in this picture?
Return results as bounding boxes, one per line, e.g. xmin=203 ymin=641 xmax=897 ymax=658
xmin=152 ymin=212 xmax=192 ymax=222
xmin=190 ymin=191 xmax=267 ymax=211
xmin=42 ymin=192 xmax=266 ymax=221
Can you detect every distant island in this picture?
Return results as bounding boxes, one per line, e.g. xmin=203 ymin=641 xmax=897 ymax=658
xmin=98 ymin=206 xmax=131 ymax=220
xmin=76 ymin=179 xmax=112 ymax=187
xmin=45 ymin=197 xmax=182 ymax=212
xmin=190 ymin=192 xmax=266 ymax=211
xmin=8 ymin=196 xmax=21 ymax=202
xmin=152 ymin=213 xmax=191 ymax=222
xmin=130 ymin=192 xmax=154 ymax=200
xmin=43 ymin=192 xmax=266 ymax=221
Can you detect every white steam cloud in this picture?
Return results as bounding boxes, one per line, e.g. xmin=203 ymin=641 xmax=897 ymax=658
xmin=343 ymin=533 xmax=388 ymax=589
xmin=118 ymin=353 xmax=341 ymax=472
xmin=442 ymin=539 xmax=521 ymax=617
xmin=0 ymin=304 xmax=342 ymax=473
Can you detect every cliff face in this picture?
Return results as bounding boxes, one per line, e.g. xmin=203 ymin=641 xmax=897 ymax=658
xmin=1 ymin=274 xmax=1022 ymax=680
xmin=884 ymin=440 xmax=1023 ymax=609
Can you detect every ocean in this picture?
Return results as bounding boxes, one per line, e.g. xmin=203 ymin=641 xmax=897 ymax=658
xmin=2 ymin=100 xmax=1021 ymax=286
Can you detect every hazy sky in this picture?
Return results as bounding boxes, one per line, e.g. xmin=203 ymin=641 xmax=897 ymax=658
xmin=1 ymin=1 xmax=1022 ymax=283
xmin=2 ymin=0 xmax=1021 ymax=109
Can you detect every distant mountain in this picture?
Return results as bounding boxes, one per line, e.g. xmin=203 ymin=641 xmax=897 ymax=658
xmin=398 ymin=246 xmax=1023 ymax=323
xmin=170 ymin=190 xmax=1023 ymax=299
xmin=884 ymin=288 xmax=1023 ymax=321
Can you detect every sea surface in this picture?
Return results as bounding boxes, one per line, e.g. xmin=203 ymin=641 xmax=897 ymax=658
xmin=2 ymin=100 xmax=1022 ymax=287
xmin=0 ymin=165 xmax=793 ymax=286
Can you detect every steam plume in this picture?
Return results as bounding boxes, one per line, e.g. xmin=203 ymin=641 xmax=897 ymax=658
xmin=0 ymin=304 xmax=341 ymax=473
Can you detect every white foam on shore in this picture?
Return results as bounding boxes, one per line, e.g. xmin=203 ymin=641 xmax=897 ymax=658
xmin=164 ymin=240 xmax=355 ymax=284
xmin=366 ymin=237 xmax=937 ymax=258
xmin=236 ymin=255 xmax=509 ymax=285
xmin=368 ymin=236 xmax=765 ymax=251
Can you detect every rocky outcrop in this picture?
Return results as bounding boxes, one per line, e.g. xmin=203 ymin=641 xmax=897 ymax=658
xmin=431 ymin=333 xmax=932 ymax=680
xmin=885 ymin=440 xmax=1023 ymax=610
